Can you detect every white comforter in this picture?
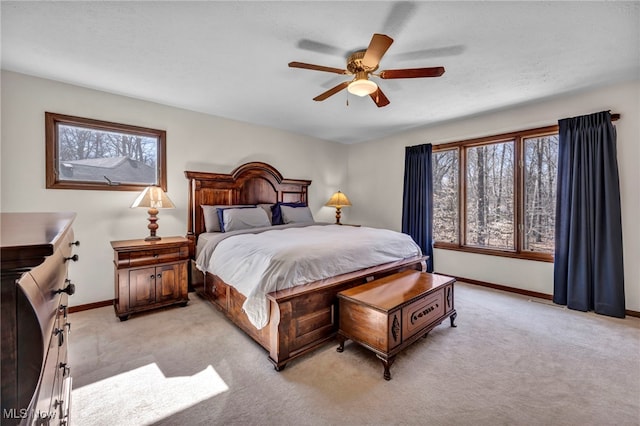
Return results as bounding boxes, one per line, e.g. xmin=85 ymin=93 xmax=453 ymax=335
xmin=196 ymin=224 xmax=421 ymax=329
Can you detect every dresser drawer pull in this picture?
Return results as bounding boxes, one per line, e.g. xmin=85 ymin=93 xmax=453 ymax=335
xmin=65 ymin=322 xmax=72 ymax=334
xmin=54 ymin=328 xmax=65 ymax=346
xmin=56 ymin=280 xmax=76 ymax=295
xmin=59 ymin=362 xmax=70 ymax=377
xmin=64 ymin=254 xmax=79 ymax=262
xmin=59 ymin=304 xmax=68 ymax=318
xmin=69 ymin=240 xmax=80 ymax=247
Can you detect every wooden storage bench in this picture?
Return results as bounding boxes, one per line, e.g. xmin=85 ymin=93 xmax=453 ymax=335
xmin=336 ymin=270 xmax=456 ymax=380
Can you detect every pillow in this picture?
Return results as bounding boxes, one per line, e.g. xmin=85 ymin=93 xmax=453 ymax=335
xmin=202 ymin=205 xmax=254 ymax=232
xmin=271 ymin=202 xmax=306 ymax=225
xmin=280 ymin=205 xmax=315 ymax=224
xmin=217 ymin=206 xmax=271 ymax=232
xmin=257 ymin=203 xmax=274 ymax=224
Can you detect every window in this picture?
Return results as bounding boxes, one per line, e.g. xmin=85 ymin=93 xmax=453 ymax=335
xmin=45 ymin=112 xmax=166 ymax=191
xmin=432 ymin=125 xmax=558 ymax=262
xmin=433 ymin=149 xmax=459 ymax=243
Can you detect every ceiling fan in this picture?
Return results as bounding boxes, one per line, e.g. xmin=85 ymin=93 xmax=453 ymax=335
xmin=288 ymin=33 xmax=445 ymax=108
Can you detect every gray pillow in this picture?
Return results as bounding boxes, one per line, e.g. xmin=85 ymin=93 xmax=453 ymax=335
xmin=280 ymin=205 xmax=315 ymax=224
xmin=257 ymin=203 xmax=274 ymax=224
xmin=202 ymin=205 xmax=254 ymax=232
xmin=220 ymin=207 xmax=271 ymax=232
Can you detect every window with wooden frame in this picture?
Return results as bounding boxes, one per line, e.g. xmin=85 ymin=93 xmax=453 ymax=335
xmin=45 ymin=112 xmax=167 ymax=191
xmin=432 ymin=125 xmax=559 ymax=262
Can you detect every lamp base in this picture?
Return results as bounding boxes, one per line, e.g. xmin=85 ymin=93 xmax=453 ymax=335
xmin=334 ymin=206 xmax=342 ymax=225
xmin=146 ymin=207 xmax=161 ymax=241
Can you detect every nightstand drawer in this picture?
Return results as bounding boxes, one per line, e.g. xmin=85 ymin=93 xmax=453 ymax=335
xmin=124 ymin=246 xmax=187 ymax=267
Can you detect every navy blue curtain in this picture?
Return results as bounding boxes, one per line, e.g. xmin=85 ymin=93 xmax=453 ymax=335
xmin=553 ymin=111 xmax=625 ymax=318
xmin=402 ymin=144 xmax=434 ymax=272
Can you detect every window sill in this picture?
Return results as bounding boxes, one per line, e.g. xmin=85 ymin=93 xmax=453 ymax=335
xmin=433 ymin=243 xmax=554 ymax=263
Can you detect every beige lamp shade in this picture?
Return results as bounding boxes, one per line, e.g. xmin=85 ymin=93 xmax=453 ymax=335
xmin=325 ymin=191 xmax=351 ymax=224
xmin=131 ymin=186 xmax=175 ymax=241
xmin=325 ymin=191 xmax=352 ymax=208
xmin=131 ymin=186 xmax=175 ymax=209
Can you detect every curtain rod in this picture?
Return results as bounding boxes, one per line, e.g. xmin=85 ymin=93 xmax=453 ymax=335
xmin=611 ymin=113 xmax=620 ymax=121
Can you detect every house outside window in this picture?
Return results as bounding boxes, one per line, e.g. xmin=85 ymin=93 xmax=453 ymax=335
xmin=432 ymin=125 xmax=559 ymax=262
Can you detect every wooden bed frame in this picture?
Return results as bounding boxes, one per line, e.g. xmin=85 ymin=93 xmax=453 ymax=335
xmin=185 ymin=162 xmax=426 ymax=370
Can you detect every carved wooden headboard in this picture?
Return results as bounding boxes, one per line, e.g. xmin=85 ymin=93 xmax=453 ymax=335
xmin=184 ymin=162 xmax=311 ymax=254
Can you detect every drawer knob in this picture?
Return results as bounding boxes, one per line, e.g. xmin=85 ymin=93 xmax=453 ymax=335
xmin=56 ymin=280 xmax=76 ymax=296
xmin=54 ymin=328 xmax=64 ymax=346
xmin=64 ymin=254 xmax=79 ymax=262
xmin=69 ymin=240 xmax=80 ymax=247
xmin=59 ymin=362 xmax=70 ymax=376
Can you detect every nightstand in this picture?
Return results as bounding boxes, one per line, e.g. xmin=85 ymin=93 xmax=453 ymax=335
xmin=111 ymin=236 xmax=189 ymax=321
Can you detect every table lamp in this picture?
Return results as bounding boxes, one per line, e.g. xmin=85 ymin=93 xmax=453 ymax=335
xmin=325 ymin=190 xmax=352 ymax=225
xmin=131 ymin=186 xmax=175 ymax=241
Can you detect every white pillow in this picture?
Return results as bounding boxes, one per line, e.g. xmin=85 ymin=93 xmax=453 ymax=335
xmin=220 ymin=207 xmax=271 ymax=232
xmin=202 ymin=205 xmax=253 ymax=232
xmin=280 ymin=205 xmax=315 ymax=224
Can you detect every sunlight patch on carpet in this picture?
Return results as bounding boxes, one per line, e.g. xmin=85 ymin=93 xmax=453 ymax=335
xmin=72 ymin=363 xmax=228 ymax=425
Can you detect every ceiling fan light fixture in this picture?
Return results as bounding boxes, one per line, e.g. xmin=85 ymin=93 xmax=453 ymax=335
xmin=347 ymin=78 xmax=378 ymax=97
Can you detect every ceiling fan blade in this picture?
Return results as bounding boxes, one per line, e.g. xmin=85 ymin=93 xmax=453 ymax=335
xmin=288 ymin=62 xmax=348 ymax=75
xmin=370 ymin=87 xmax=390 ymax=108
xmin=379 ymin=67 xmax=445 ymax=79
xmin=313 ymin=81 xmax=350 ymax=101
xmin=362 ymin=34 xmax=394 ymax=68
xmin=297 ymin=39 xmax=348 ymax=57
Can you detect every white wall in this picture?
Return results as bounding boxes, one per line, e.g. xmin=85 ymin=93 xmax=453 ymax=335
xmin=1 ymin=71 xmax=349 ymax=306
xmin=347 ymin=80 xmax=640 ymax=312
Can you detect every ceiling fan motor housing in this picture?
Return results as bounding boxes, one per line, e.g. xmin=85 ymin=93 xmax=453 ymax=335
xmin=347 ymin=51 xmax=378 ymax=75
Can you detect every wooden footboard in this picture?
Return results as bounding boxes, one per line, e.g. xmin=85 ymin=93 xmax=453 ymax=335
xmin=191 ymin=255 xmax=427 ymax=370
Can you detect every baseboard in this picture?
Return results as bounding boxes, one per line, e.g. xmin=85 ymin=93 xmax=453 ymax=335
xmin=69 ymin=299 xmax=113 ymax=313
xmin=446 ymin=274 xmax=640 ymax=318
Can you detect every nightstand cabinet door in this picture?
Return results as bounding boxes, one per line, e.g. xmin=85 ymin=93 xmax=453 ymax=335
xmin=112 ymin=237 xmax=189 ymax=321
xmin=129 ymin=266 xmax=157 ymax=309
xmin=156 ymin=262 xmax=184 ymax=302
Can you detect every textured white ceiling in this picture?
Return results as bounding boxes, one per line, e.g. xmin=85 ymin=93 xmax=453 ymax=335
xmin=2 ymin=1 xmax=639 ymax=144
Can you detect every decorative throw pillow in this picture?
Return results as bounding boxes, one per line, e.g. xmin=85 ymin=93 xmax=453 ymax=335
xmin=271 ymin=202 xmax=306 ymax=225
xmin=217 ymin=206 xmax=271 ymax=232
xmin=280 ymin=205 xmax=315 ymax=224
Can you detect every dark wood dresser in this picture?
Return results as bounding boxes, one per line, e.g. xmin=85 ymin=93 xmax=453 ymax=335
xmin=1 ymin=212 xmax=78 ymax=425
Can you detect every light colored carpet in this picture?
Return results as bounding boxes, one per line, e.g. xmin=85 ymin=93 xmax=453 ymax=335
xmin=69 ymin=283 xmax=640 ymax=426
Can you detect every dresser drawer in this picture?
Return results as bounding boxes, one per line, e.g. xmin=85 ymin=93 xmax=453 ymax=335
xmin=116 ymin=246 xmax=188 ymax=268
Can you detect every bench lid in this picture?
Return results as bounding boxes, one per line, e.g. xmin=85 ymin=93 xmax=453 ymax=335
xmin=338 ymin=270 xmax=455 ymax=311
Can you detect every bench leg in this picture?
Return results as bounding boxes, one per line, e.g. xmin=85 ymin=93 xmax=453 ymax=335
xmin=376 ymin=354 xmax=395 ymax=381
